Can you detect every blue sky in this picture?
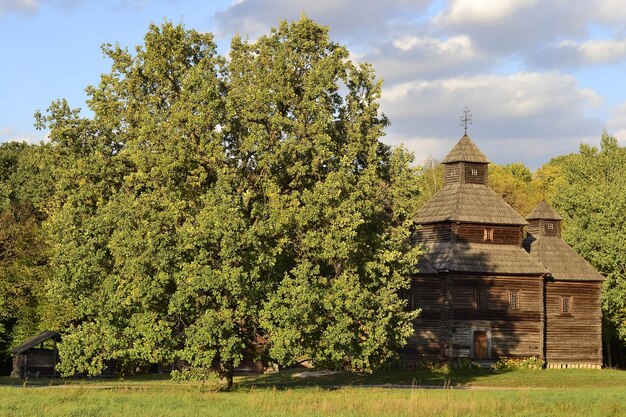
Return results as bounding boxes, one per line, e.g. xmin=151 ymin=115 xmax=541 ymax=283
xmin=3 ymin=0 xmax=626 ymax=168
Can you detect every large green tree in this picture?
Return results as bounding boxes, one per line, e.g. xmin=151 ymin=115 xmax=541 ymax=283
xmin=551 ymin=133 xmax=626 ymax=366
xmin=38 ymin=18 xmax=422 ymax=388
xmin=0 ymin=142 xmax=54 ymax=371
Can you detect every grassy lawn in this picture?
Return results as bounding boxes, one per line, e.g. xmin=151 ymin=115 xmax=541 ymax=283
xmin=1 ymin=368 xmax=625 ymax=417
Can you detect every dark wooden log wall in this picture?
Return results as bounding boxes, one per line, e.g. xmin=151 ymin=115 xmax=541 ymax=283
xmin=444 ymin=163 xmax=461 ymax=185
xmin=545 ymin=280 xmax=602 ymax=366
xmin=443 ymin=162 xmax=488 ymax=185
xmin=455 ymin=224 xmax=523 ymax=245
xmin=11 ymin=349 xmax=57 ymax=378
xmin=450 ymin=275 xmax=544 ymax=358
xmin=527 ymin=219 xmax=561 ymax=237
xmin=413 ymin=223 xmax=452 ymax=244
xmin=464 ymin=163 xmax=487 ymax=185
xmin=404 ymin=274 xmax=545 ymax=360
xmin=400 ymin=275 xmax=444 ymax=359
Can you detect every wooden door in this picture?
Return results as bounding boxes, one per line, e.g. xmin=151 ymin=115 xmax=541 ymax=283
xmin=473 ymin=331 xmax=488 ymax=358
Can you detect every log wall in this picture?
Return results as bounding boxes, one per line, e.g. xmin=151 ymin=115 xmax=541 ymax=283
xmin=404 ymin=273 xmax=545 ymax=361
xmin=527 ymin=219 xmax=561 ymax=237
xmin=443 ymin=162 xmax=488 ymax=185
xmin=450 ymin=275 xmax=543 ymax=359
xmin=444 ymin=163 xmax=461 ymax=185
xmin=545 ymin=280 xmax=602 ymax=366
xmin=456 ymin=224 xmax=523 ymax=245
xmin=464 ymin=163 xmax=488 ymax=185
xmin=400 ymin=275 xmax=444 ymax=359
xmin=413 ymin=223 xmax=453 ymax=244
xmin=404 ymin=273 xmax=602 ymax=366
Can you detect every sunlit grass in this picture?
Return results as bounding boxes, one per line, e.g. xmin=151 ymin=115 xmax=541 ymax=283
xmin=1 ymin=368 xmax=625 ymax=417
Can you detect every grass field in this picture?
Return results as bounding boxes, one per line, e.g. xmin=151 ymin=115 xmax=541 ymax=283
xmin=1 ymin=368 xmax=625 ymax=417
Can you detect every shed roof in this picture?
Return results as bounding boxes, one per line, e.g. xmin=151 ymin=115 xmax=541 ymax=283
xmin=441 ymin=135 xmax=490 ymax=164
xmin=418 ymin=241 xmax=548 ymax=275
xmin=523 ymin=235 xmax=605 ymax=281
xmin=11 ymin=331 xmax=60 ymax=354
xmin=414 ymin=183 xmax=528 ymax=225
xmin=526 ymin=200 xmax=563 ymax=221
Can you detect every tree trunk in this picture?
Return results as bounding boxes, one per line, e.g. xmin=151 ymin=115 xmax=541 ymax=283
xmin=225 ymin=360 xmax=234 ymax=391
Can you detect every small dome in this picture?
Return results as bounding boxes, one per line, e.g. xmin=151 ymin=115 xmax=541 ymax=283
xmin=441 ymin=135 xmax=490 ymax=164
xmin=526 ymin=200 xmax=563 ymax=221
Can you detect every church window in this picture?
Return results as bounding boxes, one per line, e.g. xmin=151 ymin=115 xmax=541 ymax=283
xmin=471 ymin=168 xmax=478 ymax=176
xmin=508 ymin=290 xmax=520 ymax=310
xmin=474 ymin=290 xmax=486 ymax=309
xmin=484 ymin=228 xmax=493 ymax=241
xmin=547 ymin=223 xmax=554 ymax=230
xmin=561 ymin=296 xmax=573 ymax=314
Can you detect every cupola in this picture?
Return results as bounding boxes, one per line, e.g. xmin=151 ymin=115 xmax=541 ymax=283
xmin=441 ymin=134 xmax=491 ymax=185
xmin=526 ymin=200 xmax=563 ymax=237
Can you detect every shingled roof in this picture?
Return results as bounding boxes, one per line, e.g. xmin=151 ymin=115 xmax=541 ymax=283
xmin=418 ymin=241 xmax=548 ymax=275
xmin=523 ymin=235 xmax=604 ymax=281
xmin=414 ymin=183 xmax=528 ymax=225
xmin=526 ymin=200 xmax=563 ymax=220
xmin=11 ymin=330 xmax=60 ymax=354
xmin=441 ymin=135 xmax=490 ymax=164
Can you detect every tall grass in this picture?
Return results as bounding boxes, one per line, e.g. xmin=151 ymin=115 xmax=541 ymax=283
xmin=1 ymin=385 xmax=625 ymax=417
xmin=2 ymin=369 xmax=626 ymax=417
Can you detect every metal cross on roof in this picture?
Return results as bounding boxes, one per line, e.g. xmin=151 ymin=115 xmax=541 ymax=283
xmin=460 ymin=107 xmax=472 ymax=135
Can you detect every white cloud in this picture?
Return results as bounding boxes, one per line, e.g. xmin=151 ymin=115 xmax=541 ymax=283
xmin=1 ymin=127 xmax=48 ymax=144
xmin=0 ymin=127 xmax=14 ymax=136
xmin=592 ymin=0 xmax=626 ymax=25
xmin=378 ymin=71 xmax=603 ymax=167
xmin=0 ymin=0 xmax=39 ymax=14
xmin=5 ymin=133 xmax=49 ymax=144
xmin=213 ymin=0 xmax=430 ymax=41
xmin=579 ymin=39 xmax=626 ymax=63
xmin=607 ymin=101 xmax=626 ymax=145
xmin=382 ymin=71 xmax=601 ymax=120
xmin=567 ymin=39 xmax=626 ymax=64
xmin=438 ymin=0 xmax=540 ymax=25
xmin=392 ymin=35 xmax=473 ymax=54
xmin=434 ymin=0 xmax=592 ymax=57
xmin=529 ymin=38 xmax=626 ymax=68
xmin=363 ymin=35 xmax=486 ymax=83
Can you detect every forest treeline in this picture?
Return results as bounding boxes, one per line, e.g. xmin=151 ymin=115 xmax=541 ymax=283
xmin=1 ymin=18 xmax=625 ymax=385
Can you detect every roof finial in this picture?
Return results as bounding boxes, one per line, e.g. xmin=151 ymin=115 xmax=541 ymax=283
xmin=460 ymin=106 xmax=472 ymax=135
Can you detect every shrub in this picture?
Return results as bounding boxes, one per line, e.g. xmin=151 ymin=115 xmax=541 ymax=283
xmin=494 ymin=356 xmax=544 ymax=370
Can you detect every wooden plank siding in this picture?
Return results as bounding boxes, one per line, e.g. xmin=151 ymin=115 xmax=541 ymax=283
xmin=545 ymin=280 xmax=603 ymax=366
xmin=450 ymin=275 xmax=543 ymax=359
xmin=464 ymin=163 xmax=488 ymax=185
xmin=403 ymin=274 xmax=546 ymax=361
xmin=412 ymin=223 xmax=453 ymax=244
xmin=527 ymin=219 xmax=560 ymax=237
xmin=400 ymin=275 xmax=444 ymax=359
xmin=443 ymin=162 xmax=488 ymax=186
xmin=455 ymin=224 xmax=523 ymax=245
xmin=444 ymin=163 xmax=462 ymax=186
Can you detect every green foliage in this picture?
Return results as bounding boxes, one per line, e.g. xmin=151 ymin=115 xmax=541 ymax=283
xmin=37 ymin=17 xmax=423 ymax=385
xmin=414 ymin=156 xmax=443 ymax=209
xmin=451 ymin=357 xmax=482 ymax=370
xmin=0 ymin=142 xmax=54 ymax=367
xmin=488 ymin=162 xmax=543 ymax=216
xmin=493 ymin=356 xmax=544 ymax=371
xmin=551 ymin=133 xmax=626 ymax=342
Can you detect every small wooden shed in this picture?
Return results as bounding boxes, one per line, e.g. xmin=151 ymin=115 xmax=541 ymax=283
xmin=10 ymin=331 xmax=60 ymax=378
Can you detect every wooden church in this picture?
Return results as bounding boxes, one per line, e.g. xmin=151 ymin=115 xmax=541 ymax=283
xmin=405 ymin=133 xmax=604 ymax=368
